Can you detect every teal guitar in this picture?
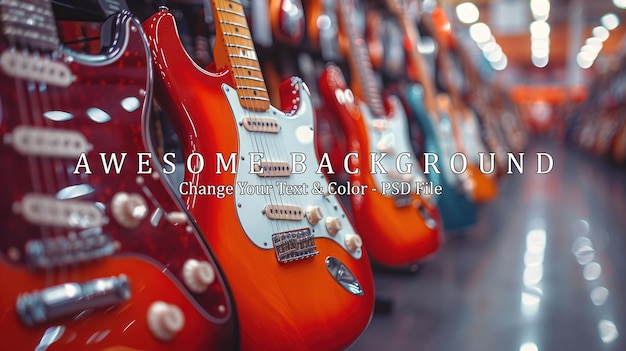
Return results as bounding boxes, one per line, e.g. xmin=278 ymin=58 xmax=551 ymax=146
xmin=404 ymin=84 xmax=477 ymax=231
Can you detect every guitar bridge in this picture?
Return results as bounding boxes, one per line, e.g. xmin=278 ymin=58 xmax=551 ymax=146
xmin=272 ymin=228 xmax=318 ymax=263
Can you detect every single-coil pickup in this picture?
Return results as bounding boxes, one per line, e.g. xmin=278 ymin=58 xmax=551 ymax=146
xmin=8 ymin=126 xmax=92 ymax=158
xmin=254 ymin=161 xmax=291 ymax=177
xmin=26 ymin=233 xmax=116 ymax=269
xmin=272 ymin=228 xmax=318 ymax=263
xmin=19 ymin=194 xmax=107 ymax=229
xmin=1 ymin=50 xmax=74 ymax=87
xmin=264 ymin=204 xmax=304 ymax=220
xmin=242 ymin=116 xmax=280 ymax=133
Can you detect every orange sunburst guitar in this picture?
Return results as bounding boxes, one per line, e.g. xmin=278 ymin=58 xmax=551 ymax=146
xmin=428 ymin=7 xmax=498 ymax=202
xmin=0 ymin=3 xmax=235 ymax=350
xmin=326 ymin=0 xmax=443 ymax=267
xmin=143 ymin=1 xmax=375 ymax=350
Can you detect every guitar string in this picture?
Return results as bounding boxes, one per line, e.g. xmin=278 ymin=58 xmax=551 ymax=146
xmin=217 ymin=0 xmax=288 ymax=242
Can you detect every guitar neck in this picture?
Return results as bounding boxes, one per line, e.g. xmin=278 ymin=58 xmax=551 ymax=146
xmin=390 ymin=4 xmax=438 ymax=117
xmin=338 ymin=0 xmax=385 ymax=117
xmin=212 ymin=0 xmax=270 ymax=111
xmin=1 ymin=0 xmax=59 ymax=52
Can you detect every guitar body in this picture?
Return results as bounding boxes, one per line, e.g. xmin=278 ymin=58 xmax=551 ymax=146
xmin=270 ymin=0 xmax=305 ymax=45
xmin=458 ymin=109 xmax=498 ymax=202
xmin=144 ymin=10 xmax=374 ymax=350
xmin=0 ymin=10 xmax=234 ymax=350
xmin=320 ymin=65 xmax=442 ymax=266
xmin=404 ymin=84 xmax=477 ymax=231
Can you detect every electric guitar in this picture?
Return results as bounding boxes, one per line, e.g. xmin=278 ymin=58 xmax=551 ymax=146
xmin=270 ymin=0 xmax=305 ymax=46
xmin=0 ymin=3 xmax=234 ymax=350
xmin=328 ymin=0 xmax=442 ymax=266
xmin=428 ymin=7 xmax=498 ymax=202
xmin=143 ymin=1 xmax=375 ymax=349
xmin=386 ymin=0 xmax=478 ymax=231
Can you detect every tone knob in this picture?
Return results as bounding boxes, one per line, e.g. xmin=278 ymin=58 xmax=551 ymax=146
xmin=306 ymin=206 xmax=324 ymax=226
xmin=111 ymin=192 xmax=148 ymax=229
xmin=345 ymin=233 xmax=363 ymax=252
xmin=326 ymin=216 xmax=343 ymax=236
xmin=182 ymin=259 xmax=215 ymax=293
xmin=147 ymin=301 xmax=185 ymax=341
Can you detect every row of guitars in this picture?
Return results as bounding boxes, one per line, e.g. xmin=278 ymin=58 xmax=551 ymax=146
xmin=568 ymin=57 xmax=626 ymax=163
xmin=0 ymin=1 xmax=526 ymax=351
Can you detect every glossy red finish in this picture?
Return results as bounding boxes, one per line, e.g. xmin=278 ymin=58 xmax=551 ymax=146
xmin=320 ymin=65 xmax=443 ymax=267
xmin=0 ymin=12 xmax=234 ymax=350
xmin=143 ymin=10 xmax=374 ymax=351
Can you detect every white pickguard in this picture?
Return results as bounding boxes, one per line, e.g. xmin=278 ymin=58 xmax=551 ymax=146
xmin=223 ymin=79 xmax=362 ymax=259
xmin=358 ymin=96 xmax=429 ymax=192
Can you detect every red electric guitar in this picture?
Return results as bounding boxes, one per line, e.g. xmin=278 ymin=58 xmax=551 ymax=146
xmin=322 ymin=0 xmax=443 ymax=267
xmin=0 ymin=3 xmax=235 ymax=350
xmin=143 ymin=1 xmax=375 ymax=350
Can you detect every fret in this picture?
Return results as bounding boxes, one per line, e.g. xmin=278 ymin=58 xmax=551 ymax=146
xmin=215 ymin=7 xmax=246 ymax=17
xmin=229 ymin=53 xmax=258 ymax=60
xmin=223 ymin=32 xmax=253 ymax=40
xmin=237 ymin=86 xmax=268 ymax=92
xmin=219 ymin=20 xmax=248 ymax=29
xmin=235 ymin=75 xmax=265 ymax=82
xmin=226 ymin=43 xmax=255 ymax=51
xmin=231 ymin=64 xmax=261 ymax=72
xmin=240 ymin=96 xmax=271 ymax=102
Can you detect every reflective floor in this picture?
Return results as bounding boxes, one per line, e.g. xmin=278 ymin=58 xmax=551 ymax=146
xmin=351 ymin=138 xmax=626 ymax=351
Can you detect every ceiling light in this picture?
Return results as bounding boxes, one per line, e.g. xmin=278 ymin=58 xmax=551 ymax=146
xmin=576 ymin=51 xmax=594 ymax=69
xmin=531 ymin=38 xmax=550 ymax=50
xmin=593 ymin=26 xmax=610 ymax=41
xmin=491 ymin=54 xmax=508 ymax=70
xmin=456 ymin=2 xmax=480 ymax=24
xmin=601 ymin=13 xmax=620 ymax=30
xmin=530 ymin=20 xmax=550 ymax=39
xmin=532 ymin=46 xmax=550 ymax=59
xmin=486 ymin=47 xmax=503 ymax=62
xmin=613 ymin=0 xmax=626 ymax=9
xmin=532 ymin=54 xmax=549 ymax=68
xmin=469 ymin=22 xmax=492 ymax=43
xmin=530 ymin=0 xmax=550 ymax=21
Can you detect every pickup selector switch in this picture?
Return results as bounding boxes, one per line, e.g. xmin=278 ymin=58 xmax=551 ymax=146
xmin=112 ymin=192 xmax=148 ymax=229
xmin=325 ymin=216 xmax=342 ymax=236
xmin=147 ymin=301 xmax=185 ymax=341
xmin=345 ymin=233 xmax=363 ymax=252
xmin=306 ymin=206 xmax=323 ymax=226
xmin=182 ymin=259 xmax=215 ymax=293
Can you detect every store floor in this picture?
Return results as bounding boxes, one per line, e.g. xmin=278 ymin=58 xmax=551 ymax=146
xmin=351 ymin=138 xmax=626 ymax=351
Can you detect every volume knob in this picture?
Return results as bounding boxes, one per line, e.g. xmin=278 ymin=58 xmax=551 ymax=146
xmin=326 ymin=216 xmax=343 ymax=236
xmin=306 ymin=206 xmax=324 ymax=226
xmin=182 ymin=259 xmax=215 ymax=293
xmin=112 ymin=192 xmax=148 ymax=229
xmin=345 ymin=233 xmax=363 ymax=252
xmin=147 ymin=301 xmax=185 ymax=341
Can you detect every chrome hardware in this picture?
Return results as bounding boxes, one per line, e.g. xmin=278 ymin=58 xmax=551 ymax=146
xmin=325 ymin=257 xmax=363 ymax=296
xmin=16 ymin=275 xmax=131 ymax=326
xmin=26 ymin=233 xmax=115 ymax=269
xmin=272 ymin=228 xmax=318 ymax=263
xmin=19 ymin=194 xmax=106 ymax=229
